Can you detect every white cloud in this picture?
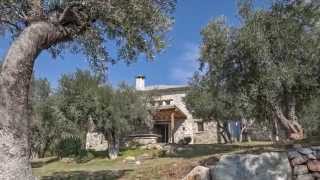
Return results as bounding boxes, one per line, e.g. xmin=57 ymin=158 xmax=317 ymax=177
xmin=171 ymin=43 xmax=200 ymax=84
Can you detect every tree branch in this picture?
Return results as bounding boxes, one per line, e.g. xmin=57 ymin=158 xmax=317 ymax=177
xmin=0 ymin=19 xmax=21 ymax=31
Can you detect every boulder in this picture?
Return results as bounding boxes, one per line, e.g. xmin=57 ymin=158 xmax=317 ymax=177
xmin=291 ymin=156 xmax=309 ymax=166
xmin=307 ymin=160 xmax=320 ymax=172
xmin=312 ymin=172 xmax=320 ymax=178
xmin=296 ymin=174 xmax=314 ymax=180
xmin=311 ymin=147 xmax=320 ymax=151
xmin=315 ymin=151 xmax=320 ymax=159
xmin=182 ymin=166 xmax=210 ymax=180
xmin=125 ymin=156 xmax=135 ymax=161
xmin=61 ymin=157 xmax=74 ymax=163
xmin=289 ymin=150 xmax=303 ymax=160
xmin=293 ymin=165 xmax=309 ymax=175
xmin=162 ymin=145 xmax=176 ymax=156
xmin=297 ymin=148 xmax=313 ymax=156
xmin=307 ymin=153 xmax=317 ymax=160
xmin=211 ymin=152 xmax=292 ymax=180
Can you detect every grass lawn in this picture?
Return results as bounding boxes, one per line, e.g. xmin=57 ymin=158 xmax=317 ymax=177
xmin=32 ymin=140 xmax=320 ymax=180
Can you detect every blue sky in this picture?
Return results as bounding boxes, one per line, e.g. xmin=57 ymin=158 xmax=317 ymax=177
xmin=0 ymin=0 xmax=269 ymax=88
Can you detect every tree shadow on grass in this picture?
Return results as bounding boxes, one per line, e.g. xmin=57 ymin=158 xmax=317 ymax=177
xmin=168 ymin=143 xmax=289 ymax=158
xmin=40 ymin=169 xmax=132 ymax=180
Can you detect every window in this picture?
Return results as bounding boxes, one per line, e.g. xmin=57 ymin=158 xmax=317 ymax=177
xmin=165 ymin=100 xmax=171 ymax=105
xmin=197 ymin=122 xmax=204 ymax=132
xmin=150 ymin=101 xmax=156 ymax=106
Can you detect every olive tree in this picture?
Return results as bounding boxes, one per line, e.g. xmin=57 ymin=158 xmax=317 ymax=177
xmin=0 ymin=0 xmax=176 ymax=179
xmin=94 ymin=83 xmax=151 ymax=159
xmin=186 ymin=0 xmax=320 ymax=142
xmin=31 ymin=79 xmax=79 ymax=158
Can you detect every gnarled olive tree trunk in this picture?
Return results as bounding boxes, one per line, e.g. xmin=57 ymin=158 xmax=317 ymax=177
xmin=0 ymin=22 xmax=69 ymax=180
xmin=273 ymin=97 xmax=304 ymax=140
xmin=107 ymin=130 xmax=119 ymax=160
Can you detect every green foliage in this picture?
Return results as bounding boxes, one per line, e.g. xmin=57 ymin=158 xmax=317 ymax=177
xmin=56 ymin=137 xmax=82 ymax=158
xmin=75 ymin=150 xmax=95 ymax=163
xmin=94 ymin=82 xmax=152 ymax=141
xmin=54 ymin=69 xmax=151 ymax=156
xmin=186 ymin=1 xmax=320 ymax=134
xmin=300 ymin=96 xmax=320 ymax=136
xmin=0 ymin=0 xmax=176 ymax=72
xmin=57 ymin=69 xmax=101 ymax=140
xmin=31 ymin=78 xmax=79 ymax=158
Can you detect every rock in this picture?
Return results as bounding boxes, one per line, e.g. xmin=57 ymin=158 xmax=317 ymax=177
xmin=162 ymin=145 xmax=176 ymax=155
xmin=182 ymin=166 xmax=210 ymax=180
xmin=137 ymin=153 xmax=153 ymax=161
xmin=211 ymin=152 xmax=291 ymax=180
xmin=296 ymin=174 xmax=314 ymax=180
xmin=311 ymin=147 xmax=320 ymax=151
xmin=294 ymin=165 xmax=309 ymax=175
xmin=298 ymin=148 xmax=313 ymax=155
xmin=199 ymin=156 xmax=219 ymax=167
xmin=125 ymin=156 xmax=135 ymax=161
xmin=307 ymin=160 xmax=320 ymax=172
xmin=135 ymin=161 xmax=141 ymax=165
xmin=312 ymin=172 xmax=320 ymax=178
xmin=145 ymin=143 xmax=163 ymax=150
xmin=315 ymin=151 xmax=320 ymax=159
xmin=307 ymin=153 xmax=317 ymax=160
xmin=140 ymin=143 xmax=163 ymax=150
xmin=289 ymin=150 xmax=303 ymax=159
xmin=291 ymin=156 xmax=309 ymax=166
xmin=61 ymin=158 xmax=74 ymax=163
xmin=293 ymin=144 xmax=303 ymax=149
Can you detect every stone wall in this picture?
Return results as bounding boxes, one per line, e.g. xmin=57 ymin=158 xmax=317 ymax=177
xmin=288 ymin=146 xmax=320 ymax=180
xmin=151 ymin=90 xmax=218 ymax=144
xmin=193 ymin=121 xmax=218 ymax=144
xmin=85 ymin=132 xmax=108 ymax=151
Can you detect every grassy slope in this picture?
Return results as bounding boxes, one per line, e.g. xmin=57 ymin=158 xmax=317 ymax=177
xmin=33 ymin=140 xmax=320 ymax=180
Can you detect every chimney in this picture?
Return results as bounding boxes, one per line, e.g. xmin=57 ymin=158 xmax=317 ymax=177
xmin=135 ymin=75 xmax=145 ymax=90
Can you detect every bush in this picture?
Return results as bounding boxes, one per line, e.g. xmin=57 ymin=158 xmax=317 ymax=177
xmin=178 ymin=137 xmax=192 ymax=145
xmin=75 ymin=150 xmax=95 ymax=163
xmin=56 ymin=138 xmax=82 ymax=158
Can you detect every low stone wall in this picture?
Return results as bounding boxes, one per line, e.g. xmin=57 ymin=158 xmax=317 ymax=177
xmin=183 ymin=145 xmax=320 ymax=180
xmin=128 ymin=134 xmax=160 ymax=145
xmin=288 ymin=146 xmax=320 ymax=180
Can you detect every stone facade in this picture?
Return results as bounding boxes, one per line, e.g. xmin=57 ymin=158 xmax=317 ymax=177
xmin=193 ymin=121 xmax=218 ymax=144
xmin=136 ymin=76 xmax=218 ymax=144
xmin=85 ymin=132 xmax=108 ymax=151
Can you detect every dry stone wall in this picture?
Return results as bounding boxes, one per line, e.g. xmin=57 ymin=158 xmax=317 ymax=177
xmin=85 ymin=132 xmax=108 ymax=151
xmin=288 ymin=146 xmax=320 ymax=180
xmin=183 ymin=145 xmax=320 ymax=180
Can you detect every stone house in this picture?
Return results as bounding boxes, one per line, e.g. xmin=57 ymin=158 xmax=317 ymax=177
xmin=135 ymin=75 xmax=218 ymax=144
xmin=86 ymin=75 xmax=219 ymax=151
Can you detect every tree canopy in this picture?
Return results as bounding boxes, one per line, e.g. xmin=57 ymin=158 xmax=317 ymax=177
xmin=30 ymin=70 xmax=151 ymax=159
xmin=0 ymin=0 xmax=176 ymax=72
xmin=0 ymin=1 xmax=177 ymax=178
xmin=185 ymin=0 xmax=320 ymax=140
